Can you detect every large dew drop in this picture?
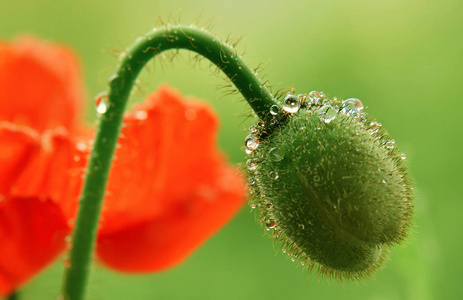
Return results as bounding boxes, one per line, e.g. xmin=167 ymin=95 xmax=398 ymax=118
xmin=318 ymin=105 xmax=337 ymax=123
xmin=95 ymin=92 xmax=109 ymax=115
xmin=282 ymin=94 xmax=300 ymax=113
xmin=341 ymin=98 xmax=364 ymax=117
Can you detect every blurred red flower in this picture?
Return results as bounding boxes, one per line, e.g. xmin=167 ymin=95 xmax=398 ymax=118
xmin=0 ymin=37 xmax=245 ymax=296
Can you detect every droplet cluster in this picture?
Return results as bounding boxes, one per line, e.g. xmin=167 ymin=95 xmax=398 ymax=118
xmin=243 ymin=90 xmax=413 ymax=281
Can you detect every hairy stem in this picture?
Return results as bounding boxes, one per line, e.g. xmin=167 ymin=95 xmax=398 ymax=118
xmin=61 ymin=24 xmax=277 ymax=300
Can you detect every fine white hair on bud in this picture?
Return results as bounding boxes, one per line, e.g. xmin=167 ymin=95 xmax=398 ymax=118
xmin=244 ymin=91 xmax=414 ymax=281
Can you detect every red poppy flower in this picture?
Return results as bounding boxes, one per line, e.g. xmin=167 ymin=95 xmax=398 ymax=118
xmin=0 ymin=37 xmax=245 ymax=296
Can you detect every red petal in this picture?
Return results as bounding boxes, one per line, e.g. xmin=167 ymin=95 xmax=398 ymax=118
xmin=0 ymin=37 xmax=84 ymax=133
xmin=96 ymin=86 xmax=246 ymax=271
xmin=10 ymin=128 xmax=88 ymax=220
xmin=97 ymin=166 xmax=244 ymax=272
xmin=0 ymin=122 xmax=40 ymax=194
xmin=0 ymin=196 xmax=69 ymax=296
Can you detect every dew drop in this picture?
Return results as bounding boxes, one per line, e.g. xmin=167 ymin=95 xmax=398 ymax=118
xmin=248 ymin=177 xmax=256 ymax=185
xmin=341 ymin=98 xmax=364 ymax=116
xmin=266 ymin=219 xmax=276 ymax=230
xmin=73 ymin=155 xmax=81 ymax=162
xmin=282 ymin=94 xmax=300 ymax=113
xmin=269 ymin=104 xmax=280 ymax=115
xmin=401 ymin=153 xmax=407 ymax=160
xmin=185 ymin=108 xmax=197 ymax=121
xmin=249 ymin=125 xmax=258 ymax=134
xmin=301 ymin=262 xmax=305 ymax=266
xmin=251 ymin=204 xmax=257 ymax=210
xmin=65 ymin=235 xmax=72 ymax=243
xmin=76 ymin=142 xmax=88 ymax=152
xmin=318 ymin=105 xmax=337 ymax=123
xmin=67 ymin=218 xmax=75 ymax=227
xmin=246 ymin=159 xmax=258 ymax=171
xmin=267 ymin=203 xmax=274 ymax=209
xmin=268 ymin=147 xmax=284 ymax=162
xmin=370 ymin=121 xmax=382 ymax=134
xmin=244 ymin=135 xmax=259 ymax=153
xmin=308 ymin=91 xmax=320 ymax=103
xmin=385 ymin=139 xmax=396 ymax=149
xmin=291 ymin=257 xmax=296 ymax=262
xmin=134 ymin=110 xmax=148 ymax=120
xmin=95 ymin=92 xmax=109 ymax=115
xmin=282 ymin=249 xmax=287 ymax=254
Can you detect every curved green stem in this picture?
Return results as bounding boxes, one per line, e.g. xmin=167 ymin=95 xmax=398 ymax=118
xmin=61 ymin=25 xmax=277 ymax=300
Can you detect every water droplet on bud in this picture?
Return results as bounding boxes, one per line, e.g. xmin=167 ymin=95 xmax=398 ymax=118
xmin=370 ymin=121 xmax=382 ymax=133
xmin=246 ymin=159 xmax=258 ymax=171
xmin=245 ymin=135 xmax=259 ymax=153
xmin=282 ymin=94 xmax=300 ymax=113
xmin=266 ymin=219 xmax=276 ymax=230
xmin=341 ymin=98 xmax=364 ymax=116
xmin=270 ymin=104 xmax=280 ymax=115
xmin=385 ymin=139 xmax=396 ymax=149
xmin=318 ymin=105 xmax=337 ymax=123
xmin=308 ymin=91 xmax=321 ymax=103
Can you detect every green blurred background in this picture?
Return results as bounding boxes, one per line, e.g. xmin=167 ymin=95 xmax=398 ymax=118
xmin=1 ymin=0 xmax=462 ymax=299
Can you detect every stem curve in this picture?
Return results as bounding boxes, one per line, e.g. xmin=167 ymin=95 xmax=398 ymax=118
xmin=61 ymin=25 xmax=277 ymax=300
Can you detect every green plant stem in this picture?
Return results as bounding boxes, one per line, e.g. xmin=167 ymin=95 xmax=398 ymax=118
xmin=61 ymin=25 xmax=277 ymax=300
xmin=7 ymin=291 xmax=18 ymax=300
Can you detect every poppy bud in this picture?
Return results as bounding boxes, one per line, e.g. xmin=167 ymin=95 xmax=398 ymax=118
xmin=245 ymin=91 xmax=414 ymax=280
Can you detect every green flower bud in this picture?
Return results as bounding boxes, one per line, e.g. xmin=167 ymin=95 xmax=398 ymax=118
xmin=245 ymin=91 xmax=414 ymax=280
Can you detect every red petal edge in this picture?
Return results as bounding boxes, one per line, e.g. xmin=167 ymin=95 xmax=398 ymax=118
xmin=0 ymin=196 xmax=69 ymax=296
xmin=0 ymin=37 xmax=84 ymax=133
